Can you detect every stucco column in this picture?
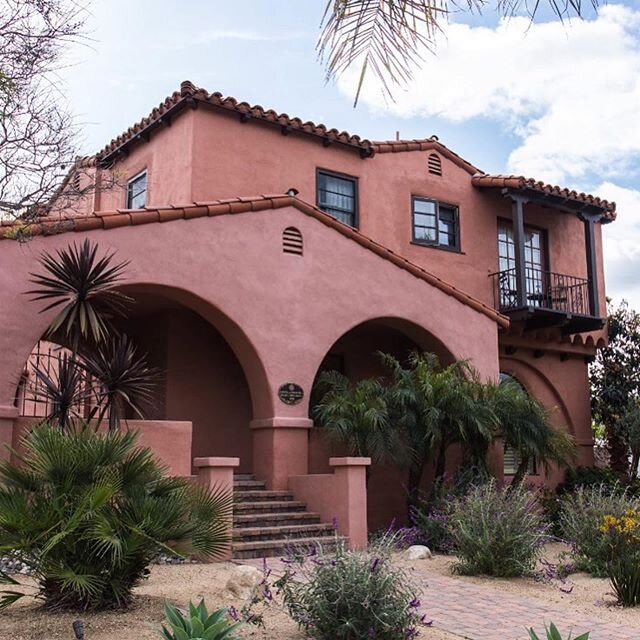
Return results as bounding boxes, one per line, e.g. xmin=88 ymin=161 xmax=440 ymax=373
xmin=250 ymin=417 xmax=312 ymax=490
xmin=0 ymin=405 xmax=17 ymax=463
xmin=193 ymin=456 xmax=239 ymax=561
xmin=329 ymin=457 xmax=370 ymax=550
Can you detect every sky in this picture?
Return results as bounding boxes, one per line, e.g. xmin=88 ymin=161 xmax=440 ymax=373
xmin=59 ymin=0 xmax=640 ymax=308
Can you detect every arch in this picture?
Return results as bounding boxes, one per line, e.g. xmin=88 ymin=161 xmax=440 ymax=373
xmin=117 ymin=282 xmax=272 ymax=418
xmin=500 ymin=356 xmax=575 ymax=435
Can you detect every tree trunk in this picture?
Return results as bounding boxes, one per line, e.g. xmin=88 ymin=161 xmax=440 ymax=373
xmin=434 ymin=442 xmax=447 ymax=483
xmin=607 ymin=422 xmax=630 ymax=480
xmin=407 ymin=464 xmax=424 ymax=518
xmin=510 ymin=456 xmax=529 ymax=489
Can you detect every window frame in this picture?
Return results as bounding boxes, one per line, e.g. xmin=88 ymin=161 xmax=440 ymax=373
xmin=411 ymin=195 xmax=461 ymax=252
xmin=126 ymin=170 xmax=148 ymax=209
xmin=497 ymin=217 xmax=550 ymax=273
xmin=316 ymin=168 xmax=359 ymax=228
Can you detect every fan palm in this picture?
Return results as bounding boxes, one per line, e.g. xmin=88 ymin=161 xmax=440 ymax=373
xmin=312 ymin=370 xmax=402 ymax=481
xmin=487 ymin=379 xmax=577 ymax=487
xmin=0 ymin=424 xmax=232 ymax=611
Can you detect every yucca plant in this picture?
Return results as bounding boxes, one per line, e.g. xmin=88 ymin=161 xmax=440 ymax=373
xmin=160 ymin=600 xmax=242 ymax=640
xmin=28 ymin=238 xmax=131 ymax=352
xmin=83 ymin=334 xmax=160 ymax=431
xmin=0 ymin=424 xmax=232 ymax=611
xmin=528 ymin=622 xmax=589 ymax=640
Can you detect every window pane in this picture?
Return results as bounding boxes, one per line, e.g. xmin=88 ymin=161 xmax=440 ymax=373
xmin=414 ymin=226 xmax=437 ymax=242
xmin=414 ymin=213 xmax=436 ymax=228
xmin=413 ymin=199 xmax=436 ymax=215
xmin=127 ymin=173 xmax=147 ymax=209
xmin=438 ymin=206 xmax=458 ymax=248
xmin=318 ymin=172 xmax=356 ymax=226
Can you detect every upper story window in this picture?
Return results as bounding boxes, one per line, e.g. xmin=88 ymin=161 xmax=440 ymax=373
xmin=412 ymin=197 xmax=459 ymax=250
xmin=126 ymin=171 xmax=147 ymax=209
xmin=317 ymin=170 xmax=357 ymax=227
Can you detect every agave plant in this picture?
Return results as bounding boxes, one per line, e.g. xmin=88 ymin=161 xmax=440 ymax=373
xmin=528 ymin=622 xmax=589 ymax=640
xmin=28 ymin=238 xmax=132 ymax=352
xmin=0 ymin=424 xmax=232 ymax=611
xmin=160 ymin=600 xmax=242 ymax=640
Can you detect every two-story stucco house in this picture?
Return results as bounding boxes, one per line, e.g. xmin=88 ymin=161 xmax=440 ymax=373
xmin=0 ymin=81 xmax=615 ymax=557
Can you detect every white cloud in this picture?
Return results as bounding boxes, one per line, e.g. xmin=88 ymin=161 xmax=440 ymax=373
xmin=597 ymin=182 xmax=640 ymax=307
xmin=339 ymin=5 xmax=640 ymax=184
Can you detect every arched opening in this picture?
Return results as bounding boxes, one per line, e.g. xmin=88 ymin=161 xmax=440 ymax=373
xmin=308 ymin=317 xmax=457 ymax=531
xmin=14 ymin=284 xmax=266 ymax=475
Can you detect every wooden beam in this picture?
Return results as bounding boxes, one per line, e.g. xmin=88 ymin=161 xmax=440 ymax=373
xmin=579 ymin=211 xmax=603 ymax=317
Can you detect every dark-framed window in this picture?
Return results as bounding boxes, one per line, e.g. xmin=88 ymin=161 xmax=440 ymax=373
xmin=412 ymin=196 xmax=459 ymax=250
xmin=316 ymin=170 xmax=357 ymax=227
xmin=126 ymin=171 xmax=147 ymax=209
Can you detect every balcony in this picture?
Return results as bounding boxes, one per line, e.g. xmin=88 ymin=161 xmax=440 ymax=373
xmin=490 ymin=268 xmax=605 ymax=333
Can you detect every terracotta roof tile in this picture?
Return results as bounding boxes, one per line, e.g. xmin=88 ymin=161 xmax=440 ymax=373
xmin=0 ymin=194 xmax=508 ymax=329
xmin=472 ymin=174 xmax=616 ymax=218
xmin=97 ymin=81 xmax=373 ymax=163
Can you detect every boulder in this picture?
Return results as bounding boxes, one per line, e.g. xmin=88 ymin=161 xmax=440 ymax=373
xmin=406 ymin=545 xmax=432 ymax=560
xmin=225 ymin=564 xmax=263 ymax=599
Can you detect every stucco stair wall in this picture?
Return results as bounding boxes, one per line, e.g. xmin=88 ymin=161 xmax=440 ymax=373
xmin=232 ymin=474 xmax=344 ymax=559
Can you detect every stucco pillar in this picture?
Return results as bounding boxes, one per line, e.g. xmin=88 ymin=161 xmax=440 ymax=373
xmin=329 ymin=457 xmax=370 ymax=550
xmin=193 ymin=456 xmax=239 ymax=561
xmin=250 ymin=417 xmax=312 ymax=490
xmin=289 ymin=456 xmax=371 ymax=550
xmin=0 ymin=405 xmax=18 ymax=463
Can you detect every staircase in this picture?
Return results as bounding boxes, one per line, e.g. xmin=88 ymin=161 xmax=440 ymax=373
xmin=232 ymin=473 xmax=343 ymax=559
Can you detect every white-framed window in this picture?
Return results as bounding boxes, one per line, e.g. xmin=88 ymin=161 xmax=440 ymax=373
xmin=126 ymin=171 xmax=147 ymax=209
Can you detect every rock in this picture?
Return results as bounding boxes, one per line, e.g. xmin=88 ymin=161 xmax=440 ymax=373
xmin=225 ymin=565 xmax=264 ymax=599
xmin=406 ymin=545 xmax=432 ymax=560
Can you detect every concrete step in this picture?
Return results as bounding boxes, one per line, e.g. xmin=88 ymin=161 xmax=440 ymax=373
xmin=233 ymin=500 xmax=307 ymax=514
xmin=233 ymin=511 xmax=322 ymax=527
xmin=233 ymin=479 xmax=266 ymax=490
xmin=232 ymin=536 xmax=345 ymax=560
xmin=233 ymin=473 xmax=256 ymax=481
xmin=232 ymin=523 xmax=335 ymax=542
xmin=234 ymin=490 xmax=293 ymax=502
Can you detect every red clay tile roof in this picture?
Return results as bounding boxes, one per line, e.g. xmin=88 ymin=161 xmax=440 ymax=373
xmin=371 ymin=137 xmax=481 ymax=175
xmin=97 ymin=81 xmax=374 ymax=163
xmin=0 ymin=194 xmax=509 ymax=329
xmin=472 ymin=174 xmax=616 ymax=218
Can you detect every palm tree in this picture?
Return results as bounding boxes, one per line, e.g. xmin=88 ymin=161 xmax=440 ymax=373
xmin=486 ymin=378 xmax=577 ymax=487
xmin=312 ymin=370 xmax=403 ymax=481
xmin=382 ymin=352 xmax=493 ymax=508
xmin=318 ymin=0 xmax=598 ymax=106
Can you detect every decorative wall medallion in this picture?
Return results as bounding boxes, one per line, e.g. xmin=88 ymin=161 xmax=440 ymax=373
xmin=278 ymin=383 xmax=304 ymax=405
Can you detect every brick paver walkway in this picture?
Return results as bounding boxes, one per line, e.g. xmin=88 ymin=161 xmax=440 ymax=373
xmin=421 ymin=573 xmax=638 ymax=640
xmin=240 ymin=557 xmax=639 ymax=640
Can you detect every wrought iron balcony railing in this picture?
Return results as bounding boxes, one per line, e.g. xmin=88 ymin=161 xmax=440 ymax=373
xmin=490 ymin=267 xmax=591 ymax=317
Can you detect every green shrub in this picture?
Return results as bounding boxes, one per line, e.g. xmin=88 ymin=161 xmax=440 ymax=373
xmin=528 ymin=621 xmax=589 ymax=640
xmin=559 ymin=484 xmax=640 ymax=576
xmin=0 ymin=425 xmax=231 ymax=611
xmin=160 ymin=600 xmax=241 ymax=640
xmin=275 ymin=536 xmax=423 ymax=640
xmin=447 ymin=480 xmax=548 ymax=577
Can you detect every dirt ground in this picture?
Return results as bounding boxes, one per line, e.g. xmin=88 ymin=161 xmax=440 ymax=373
xmin=0 ymin=544 xmax=635 ymax=640
xmin=0 ymin=562 xmax=456 ymax=640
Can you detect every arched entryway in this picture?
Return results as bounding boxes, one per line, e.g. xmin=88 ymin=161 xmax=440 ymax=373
xmin=308 ymin=317 xmax=458 ymax=531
